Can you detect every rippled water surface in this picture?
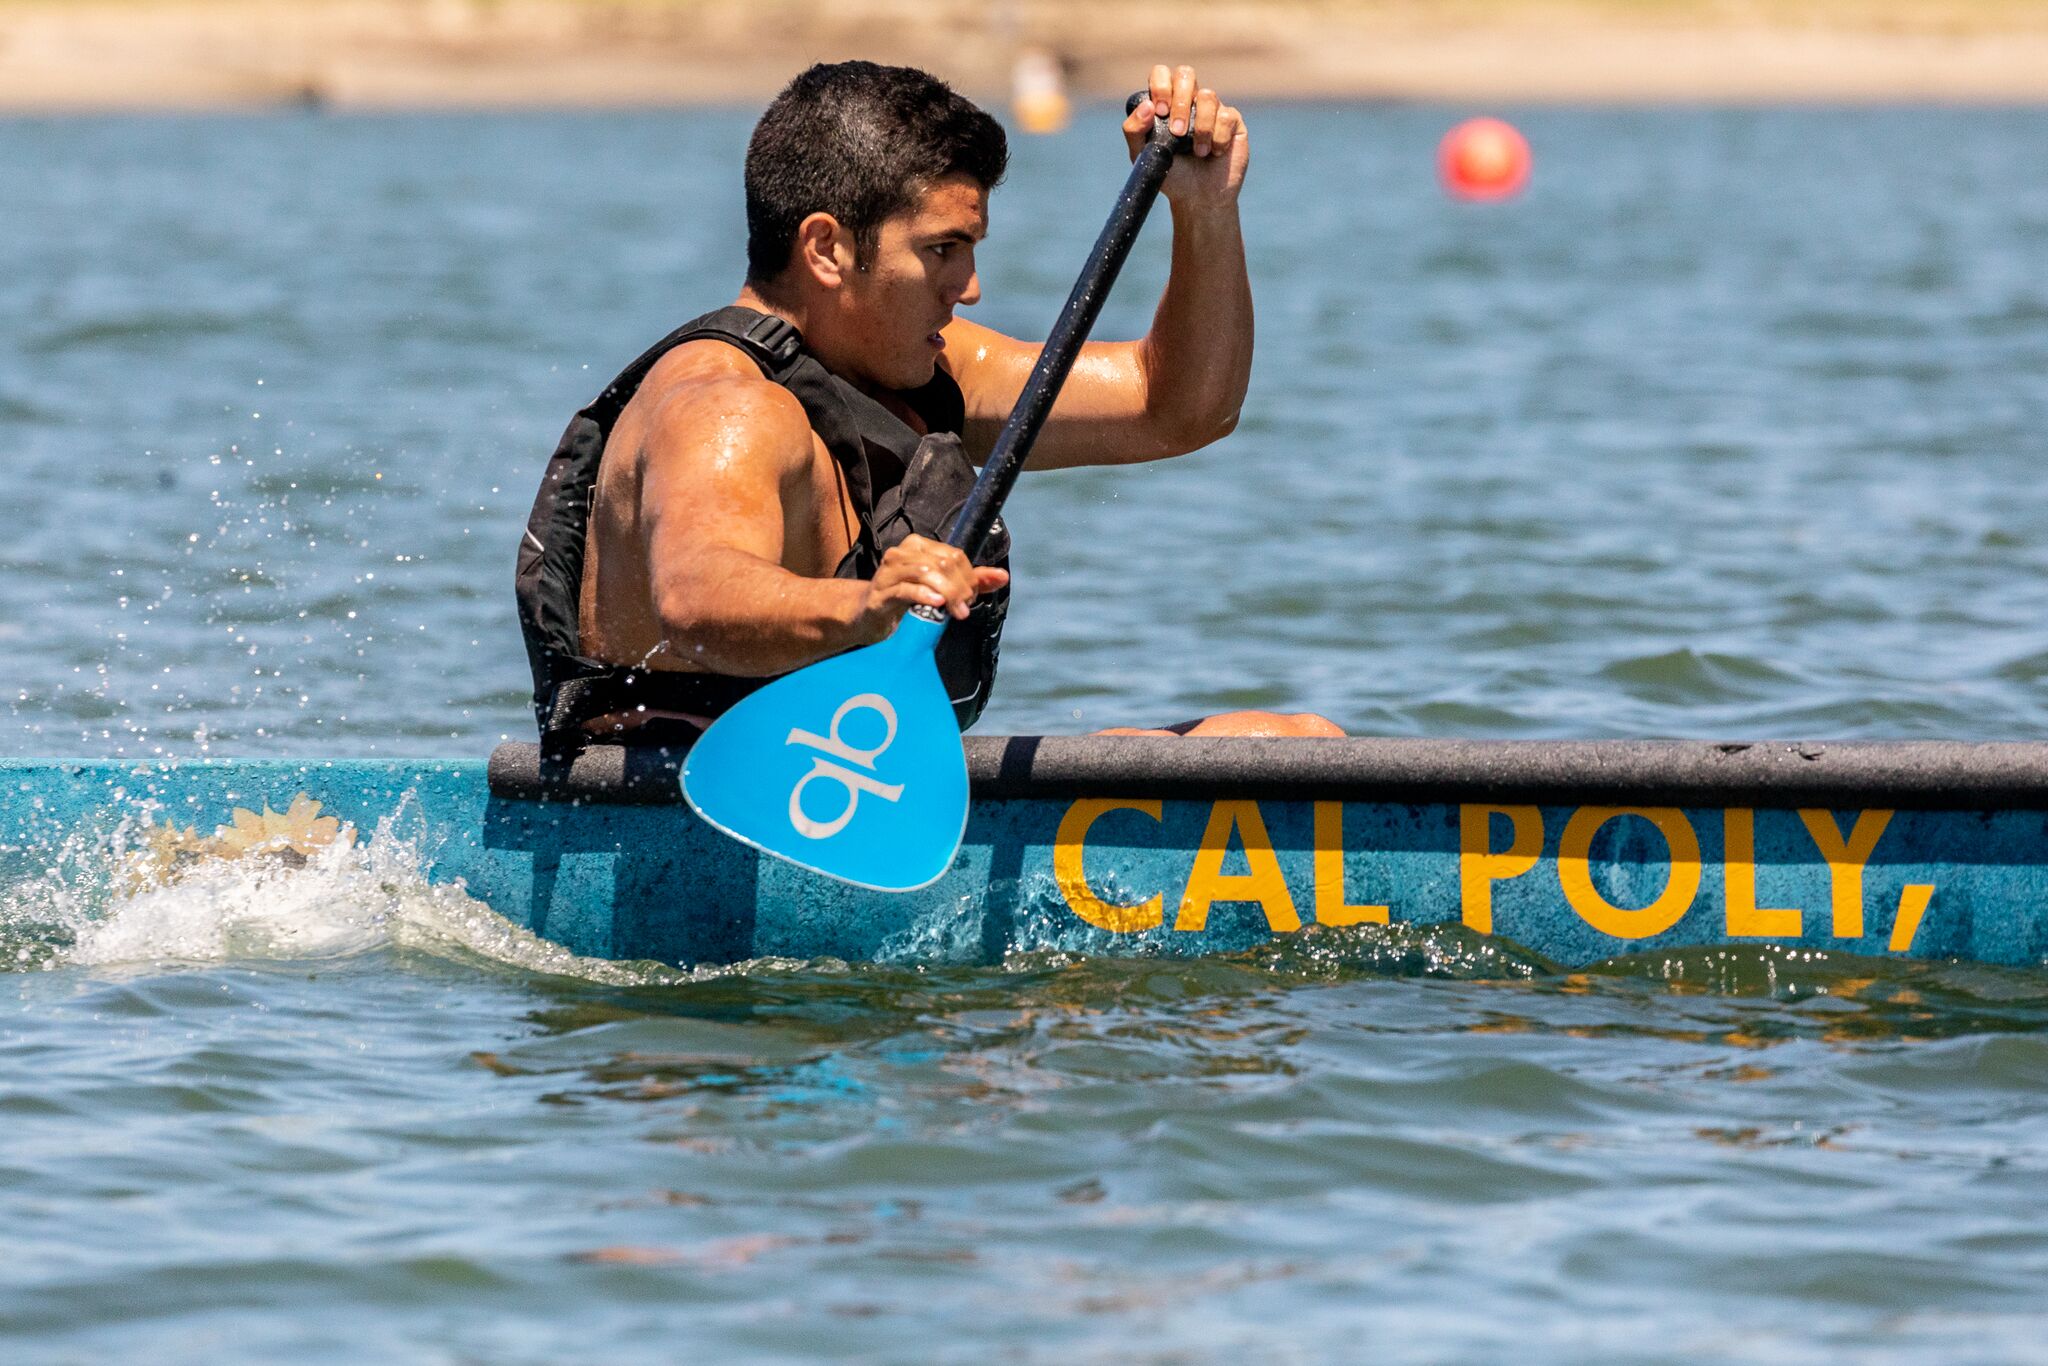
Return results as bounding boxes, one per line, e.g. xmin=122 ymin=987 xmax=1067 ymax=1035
xmin=5 ymin=106 xmax=2048 ymax=1360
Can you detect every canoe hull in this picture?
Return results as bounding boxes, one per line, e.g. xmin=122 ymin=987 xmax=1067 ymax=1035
xmin=7 ymin=739 xmax=2048 ymax=968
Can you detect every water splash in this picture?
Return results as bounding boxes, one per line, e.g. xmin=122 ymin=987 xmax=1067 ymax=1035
xmin=0 ymin=803 xmax=701 ymax=986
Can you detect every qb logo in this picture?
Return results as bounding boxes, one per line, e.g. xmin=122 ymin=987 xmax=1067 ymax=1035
xmin=785 ymin=693 xmax=905 ymax=839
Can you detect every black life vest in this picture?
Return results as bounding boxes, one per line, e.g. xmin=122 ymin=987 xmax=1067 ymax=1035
xmin=516 ymin=306 xmax=1010 ymax=753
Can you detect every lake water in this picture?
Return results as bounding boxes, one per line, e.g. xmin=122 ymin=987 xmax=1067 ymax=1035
xmin=4 ymin=104 xmax=2048 ymax=1360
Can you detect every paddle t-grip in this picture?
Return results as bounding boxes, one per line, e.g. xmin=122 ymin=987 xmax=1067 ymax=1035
xmin=937 ymin=95 xmax=1186 ymax=568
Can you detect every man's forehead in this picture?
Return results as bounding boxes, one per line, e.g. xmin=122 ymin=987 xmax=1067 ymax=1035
xmin=896 ymin=175 xmax=989 ymax=235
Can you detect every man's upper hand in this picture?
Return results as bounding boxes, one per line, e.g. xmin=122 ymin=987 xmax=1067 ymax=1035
xmin=855 ymin=535 xmax=1009 ymax=643
xmin=944 ymin=64 xmax=1254 ymax=471
xmin=1122 ymin=64 xmax=1247 ymax=207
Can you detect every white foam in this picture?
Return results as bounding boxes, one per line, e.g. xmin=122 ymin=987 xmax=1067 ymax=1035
xmin=6 ymin=804 xmax=710 ymax=986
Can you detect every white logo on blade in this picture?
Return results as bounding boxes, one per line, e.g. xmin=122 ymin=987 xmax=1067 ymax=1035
xmin=785 ymin=693 xmax=905 ymax=840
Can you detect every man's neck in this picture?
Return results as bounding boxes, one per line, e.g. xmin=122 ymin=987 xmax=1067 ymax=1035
xmin=733 ymin=282 xmax=802 ymax=333
xmin=731 ymin=284 xmax=897 ymax=401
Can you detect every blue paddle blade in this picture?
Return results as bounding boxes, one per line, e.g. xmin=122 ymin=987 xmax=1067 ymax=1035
xmin=679 ymin=613 xmax=967 ymax=892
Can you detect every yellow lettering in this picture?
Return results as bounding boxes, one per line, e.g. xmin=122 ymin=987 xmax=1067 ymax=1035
xmin=1890 ymin=884 xmax=1934 ymax=953
xmin=1176 ymin=801 xmax=1300 ymax=933
xmin=1723 ymin=808 xmax=1800 ymax=938
xmin=1459 ymin=804 xmax=1542 ymax=935
xmin=1558 ymin=807 xmax=1701 ymax=939
xmin=1054 ymin=798 xmax=1164 ymax=933
xmin=1797 ymin=809 xmax=1893 ymax=938
xmin=1313 ymin=802 xmax=1389 ymax=926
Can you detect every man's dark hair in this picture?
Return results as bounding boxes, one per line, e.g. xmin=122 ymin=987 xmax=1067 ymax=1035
xmin=745 ymin=61 xmax=1008 ymax=284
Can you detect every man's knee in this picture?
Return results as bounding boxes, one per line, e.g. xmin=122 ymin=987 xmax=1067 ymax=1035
xmin=1180 ymin=710 xmax=1346 ymax=738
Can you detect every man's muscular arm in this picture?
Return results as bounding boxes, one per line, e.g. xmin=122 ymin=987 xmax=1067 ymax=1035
xmin=950 ymin=63 xmax=1252 ymax=470
xmin=639 ymin=378 xmax=1006 ymax=677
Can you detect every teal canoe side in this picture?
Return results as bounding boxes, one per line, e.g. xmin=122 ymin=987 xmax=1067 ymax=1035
xmin=5 ymin=740 xmax=2048 ymax=968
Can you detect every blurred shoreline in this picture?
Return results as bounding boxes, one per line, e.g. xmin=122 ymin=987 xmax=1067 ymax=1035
xmin=2 ymin=0 xmax=2046 ymax=111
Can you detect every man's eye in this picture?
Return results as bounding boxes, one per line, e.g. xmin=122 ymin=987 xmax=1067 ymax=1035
xmin=929 ymin=243 xmax=951 ymax=259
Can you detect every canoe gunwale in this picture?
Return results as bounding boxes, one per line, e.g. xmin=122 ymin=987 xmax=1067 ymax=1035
xmin=484 ymin=737 xmax=2048 ymax=811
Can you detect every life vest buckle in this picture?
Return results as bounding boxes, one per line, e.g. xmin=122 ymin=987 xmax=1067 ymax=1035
xmin=743 ymin=313 xmax=802 ymax=365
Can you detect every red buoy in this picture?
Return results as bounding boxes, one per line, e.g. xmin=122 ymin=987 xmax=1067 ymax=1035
xmin=1439 ymin=117 xmax=1531 ymax=201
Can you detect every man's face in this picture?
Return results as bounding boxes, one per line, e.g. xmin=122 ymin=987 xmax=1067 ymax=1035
xmin=838 ymin=173 xmax=987 ymax=391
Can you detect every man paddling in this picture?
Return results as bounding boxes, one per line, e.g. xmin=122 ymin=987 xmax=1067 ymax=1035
xmin=517 ymin=60 xmax=1340 ymax=750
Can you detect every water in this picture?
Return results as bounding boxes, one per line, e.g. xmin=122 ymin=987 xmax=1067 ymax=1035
xmin=5 ymin=105 xmax=2048 ymax=1359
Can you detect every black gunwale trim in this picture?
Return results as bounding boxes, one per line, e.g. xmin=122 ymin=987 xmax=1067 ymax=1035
xmin=485 ymin=737 xmax=2048 ymax=811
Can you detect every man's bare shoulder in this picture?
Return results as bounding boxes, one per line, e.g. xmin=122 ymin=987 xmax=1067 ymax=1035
xmin=622 ymin=339 xmax=815 ymax=480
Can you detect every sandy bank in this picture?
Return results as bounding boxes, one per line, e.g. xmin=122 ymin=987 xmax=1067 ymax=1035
xmin=1 ymin=0 xmax=2046 ymax=110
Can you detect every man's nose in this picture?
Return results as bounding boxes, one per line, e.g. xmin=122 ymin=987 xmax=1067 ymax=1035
xmin=955 ymin=270 xmax=981 ymax=307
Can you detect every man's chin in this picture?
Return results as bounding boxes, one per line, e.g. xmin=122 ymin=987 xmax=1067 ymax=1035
xmin=897 ymin=354 xmax=941 ymax=390
xmin=850 ymin=348 xmax=938 ymax=394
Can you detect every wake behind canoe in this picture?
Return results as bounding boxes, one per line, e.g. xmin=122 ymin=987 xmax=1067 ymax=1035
xmin=5 ymin=738 xmax=2047 ymax=969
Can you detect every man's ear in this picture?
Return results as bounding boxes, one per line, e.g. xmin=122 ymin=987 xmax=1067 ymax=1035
xmin=796 ymin=212 xmax=857 ymax=290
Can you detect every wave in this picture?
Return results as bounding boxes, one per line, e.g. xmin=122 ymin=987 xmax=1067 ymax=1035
xmin=0 ymin=801 xmax=699 ymax=987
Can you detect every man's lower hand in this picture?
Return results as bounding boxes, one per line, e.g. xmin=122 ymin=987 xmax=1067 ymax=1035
xmin=856 ymin=534 xmax=1009 ymax=641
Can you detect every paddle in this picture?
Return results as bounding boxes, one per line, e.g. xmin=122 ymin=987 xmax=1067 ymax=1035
xmin=680 ymin=99 xmax=1190 ymax=890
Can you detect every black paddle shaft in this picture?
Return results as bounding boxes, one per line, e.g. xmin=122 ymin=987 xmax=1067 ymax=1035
xmin=939 ymin=97 xmax=1191 ymax=564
